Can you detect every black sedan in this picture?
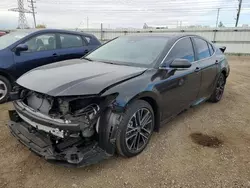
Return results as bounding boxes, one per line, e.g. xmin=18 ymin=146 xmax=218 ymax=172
xmin=8 ymin=34 xmax=230 ymax=167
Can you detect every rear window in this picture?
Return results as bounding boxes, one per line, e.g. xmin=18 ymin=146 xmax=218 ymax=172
xmin=84 ymin=36 xmax=91 ymax=44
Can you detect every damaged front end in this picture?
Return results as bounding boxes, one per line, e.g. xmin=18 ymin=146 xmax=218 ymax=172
xmin=8 ymin=86 xmax=121 ymax=167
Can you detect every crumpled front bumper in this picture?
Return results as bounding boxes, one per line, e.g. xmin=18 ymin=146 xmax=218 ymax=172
xmin=8 ymin=113 xmax=111 ymax=168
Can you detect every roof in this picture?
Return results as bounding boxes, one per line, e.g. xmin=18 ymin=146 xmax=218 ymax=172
xmin=120 ymin=33 xmax=209 ymax=42
xmin=11 ymin=29 xmax=96 ymax=37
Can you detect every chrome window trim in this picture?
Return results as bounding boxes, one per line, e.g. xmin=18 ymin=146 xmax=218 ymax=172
xmin=160 ymin=36 xmax=216 ymax=66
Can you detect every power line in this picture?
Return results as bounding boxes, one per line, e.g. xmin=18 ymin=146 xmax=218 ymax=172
xmin=39 ymin=7 xmax=250 ymax=13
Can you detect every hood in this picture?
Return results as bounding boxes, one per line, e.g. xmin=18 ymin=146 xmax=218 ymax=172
xmin=17 ymin=59 xmax=147 ymax=96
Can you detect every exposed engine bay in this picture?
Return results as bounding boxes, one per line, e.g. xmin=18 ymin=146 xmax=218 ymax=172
xmin=24 ymin=91 xmax=101 ymax=138
xmin=8 ymin=86 xmax=120 ymax=167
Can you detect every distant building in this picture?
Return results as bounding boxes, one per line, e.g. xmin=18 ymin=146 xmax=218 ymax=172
xmin=143 ymin=23 xmax=168 ymax=29
xmin=242 ymin=24 xmax=249 ymax=27
xmin=143 ymin=23 xmax=152 ymax=29
xmin=183 ymin=25 xmax=211 ymax=29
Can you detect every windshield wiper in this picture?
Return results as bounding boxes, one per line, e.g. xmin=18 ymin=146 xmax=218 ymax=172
xmin=99 ymin=61 xmax=116 ymax=65
xmin=81 ymin=57 xmax=93 ymax=61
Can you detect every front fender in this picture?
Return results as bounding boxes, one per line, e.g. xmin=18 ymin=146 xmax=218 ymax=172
xmin=101 ymin=69 xmax=163 ymax=112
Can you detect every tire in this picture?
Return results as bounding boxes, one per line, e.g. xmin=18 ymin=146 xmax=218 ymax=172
xmin=116 ymin=100 xmax=155 ymax=157
xmin=0 ymin=75 xmax=11 ymax=104
xmin=209 ymin=73 xmax=226 ymax=103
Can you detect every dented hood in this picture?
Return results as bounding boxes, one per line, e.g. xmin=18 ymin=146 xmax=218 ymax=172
xmin=17 ymin=59 xmax=147 ymax=96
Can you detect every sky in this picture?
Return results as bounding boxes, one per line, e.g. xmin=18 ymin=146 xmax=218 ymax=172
xmin=0 ymin=0 xmax=250 ymax=29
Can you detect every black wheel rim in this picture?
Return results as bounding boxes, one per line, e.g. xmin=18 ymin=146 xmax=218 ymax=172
xmin=125 ymin=108 xmax=153 ymax=153
xmin=215 ymin=75 xmax=225 ymax=101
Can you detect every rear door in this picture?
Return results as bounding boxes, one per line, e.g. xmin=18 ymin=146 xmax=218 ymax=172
xmin=56 ymin=33 xmax=89 ymax=61
xmin=13 ymin=33 xmax=59 ymax=78
xmin=192 ymin=37 xmax=218 ymax=99
xmin=158 ymin=37 xmax=202 ymax=119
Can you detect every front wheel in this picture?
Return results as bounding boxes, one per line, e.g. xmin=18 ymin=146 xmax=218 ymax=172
xmin=209 ymin=73 xmax=226 ymax=103
xmin=0 ymin=75 xmax=11 ymax=104
xmin=116 ymin=100 xmax=155 ymax=157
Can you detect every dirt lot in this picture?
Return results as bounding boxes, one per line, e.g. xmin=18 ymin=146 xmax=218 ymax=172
xmin=0 ymin=56 xmax=250 ymax=188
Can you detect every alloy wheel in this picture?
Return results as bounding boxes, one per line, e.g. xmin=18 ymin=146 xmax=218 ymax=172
xmin=215 ymin=75 xmax=225 ymax=101
xmin=0 ymin=80 xmax=7 ymax=101
xmin=125 ymin=108 xmax=153 ymax=153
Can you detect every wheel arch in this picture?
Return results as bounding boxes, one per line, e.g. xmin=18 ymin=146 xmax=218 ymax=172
xmin=221 ymin=69 xmax=227 ymax=78
xmin=124 ymin=91 xmax=162 ymax=132
xmin=0 ymin=69 xmax=15 ymax=84
xmin=98 ymin=91 xmax=162 ymax=155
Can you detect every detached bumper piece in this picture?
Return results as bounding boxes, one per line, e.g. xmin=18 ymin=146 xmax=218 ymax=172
xmin=8 ymin=119 xmax=111 ymax=168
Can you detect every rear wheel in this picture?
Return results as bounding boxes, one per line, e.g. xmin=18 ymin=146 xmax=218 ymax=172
xmin=116 ymin=100 xmax=155 ymax=157
xmin=0 ymin=75 xmax=11 ymax=104
xmin=209 ymin=73 xmax=226 ymax=103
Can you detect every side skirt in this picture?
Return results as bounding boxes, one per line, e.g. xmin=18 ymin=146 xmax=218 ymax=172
xmin=191 ymin=97 xmax=209 ymax=107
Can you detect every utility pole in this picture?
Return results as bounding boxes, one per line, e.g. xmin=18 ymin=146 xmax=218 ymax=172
xmin=28 ymin=0 xmax=37 ymax=28
xmin=9 ymin=0 xmax=32 ymax=29
xmin=87 ymin=17 xmax=89 ymax=29
xmin=216 ymin=8 xmax=221 ymax=28
xmin=101 ymin=23 xmax=103 ymax=41
xmin=235 ymin=0 xmax=243 ymax=27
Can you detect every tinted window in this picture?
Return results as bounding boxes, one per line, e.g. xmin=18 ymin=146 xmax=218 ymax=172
xmin=24 ymin=33 xmax=56 ymax=52
xmin=84 ymin=36 xmax=91 ymax=44
xmin=167 ymin=37 xmax=194 ymax=62
xmin=60 ymin=34 xmax=84 ymax=48
xmin=86 ymin=36 xmax=169 ymax=67
xmin=193 ymin=38 xmax=210 ymax=60
xmin=208 ymin=43 xmax=214 ymax=55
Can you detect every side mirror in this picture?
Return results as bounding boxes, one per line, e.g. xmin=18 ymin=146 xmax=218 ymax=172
xmin=169 ymin=58 xmax=191 ymax=69
xmin=15 ymin=44 xmax=28 ymax=52
xmin=219 ymin=46 xmax=226 ymax=53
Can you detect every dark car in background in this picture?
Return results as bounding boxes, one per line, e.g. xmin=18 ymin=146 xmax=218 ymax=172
xmin=8 ymin=34 xmax=229 ymax=167
xmin=0 ymin=29 xmax=101 ymax=103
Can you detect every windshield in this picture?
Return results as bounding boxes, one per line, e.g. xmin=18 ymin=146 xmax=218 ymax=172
xmin=86 ymin=36 xmax=169 ymax=67
xmin=0 ymin=31 xmax=30 ymax=50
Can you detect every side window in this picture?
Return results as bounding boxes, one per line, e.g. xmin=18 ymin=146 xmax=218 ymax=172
xmin=24 ymin=33 xmax=56 ymax=52
xmin=60 ymin=34 xmax=84 ymax=48
xmin=208 ymin=43 xmax=214 ymax=56
xmin=193 ymin=38 xmax=211 ymax=60
xmin=167 ymin=37 xmax=194 ymax=63
xmin=84 ymin=36 xmax=91 ymax=44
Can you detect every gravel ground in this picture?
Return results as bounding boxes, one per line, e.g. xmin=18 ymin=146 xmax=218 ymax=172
xmin=0 ymin=56 xmax=250 ymax=188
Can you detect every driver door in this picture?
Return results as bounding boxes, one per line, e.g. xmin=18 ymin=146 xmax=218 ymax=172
xmin=13 ymin=33 xmax=59 ymax=78
xmin=157 ymin=37 xmax=202 ymax=119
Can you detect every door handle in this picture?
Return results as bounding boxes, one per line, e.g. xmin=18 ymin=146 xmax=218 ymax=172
xmin=52 ymin=53 xmax=58 ymax=57
xmin=215 ymin=60 xmax=219 ymax=64
xmin=84 ymin=50 xmax=89 ymax=54
xmin=194 ymin=67 xmax=201 ymax=72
